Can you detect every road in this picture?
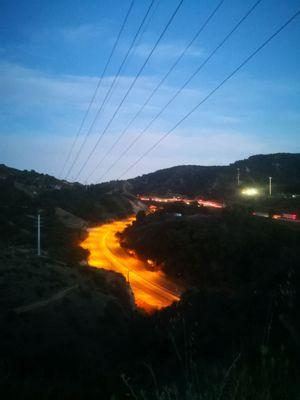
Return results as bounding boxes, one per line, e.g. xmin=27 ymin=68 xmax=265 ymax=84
xmin=80 ymin=217 xmax=183 ymax=312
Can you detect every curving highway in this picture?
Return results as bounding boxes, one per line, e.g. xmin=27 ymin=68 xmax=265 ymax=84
xmin=80 ymin=216 xmax=183 ymax=311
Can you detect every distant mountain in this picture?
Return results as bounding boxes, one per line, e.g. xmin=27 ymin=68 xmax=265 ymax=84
xmin=125 ymin=153 xmax=300 ymax=198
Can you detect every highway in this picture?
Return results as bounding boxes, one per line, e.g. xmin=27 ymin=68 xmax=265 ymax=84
xmin=80 ymin=217 xmax=183 ymax=312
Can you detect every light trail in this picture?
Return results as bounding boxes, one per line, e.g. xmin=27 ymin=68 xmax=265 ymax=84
xmin=138 ymin=194 xmax=225 ymax=208
xmin=80 ymin=216 xmax=183 ymax=312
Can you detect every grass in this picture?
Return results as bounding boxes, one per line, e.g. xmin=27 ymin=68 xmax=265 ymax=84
xmin=121 ymin=348 xmax=297 ymax=400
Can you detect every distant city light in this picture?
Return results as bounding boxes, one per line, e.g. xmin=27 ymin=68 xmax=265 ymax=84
xmin=241 ymin=187 xmax=259 ymax=196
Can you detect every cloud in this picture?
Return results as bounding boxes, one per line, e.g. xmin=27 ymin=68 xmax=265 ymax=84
xmin=0 ymin=61 xmax=206 ymax=179
xmin=58 ymin=24 xmax=105 ymax=44
xmin=133 ymin=42 xmax=203 ymax=60
xmin=0 ymin=61 xmax=203 ymax=135
xmin=1 ymin=61 xmax=298 ymax=183
xmin=29 ymin=23 xmax=108 ymax=47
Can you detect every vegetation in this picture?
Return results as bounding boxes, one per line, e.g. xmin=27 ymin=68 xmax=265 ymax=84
xmin=119 ymin=208 xmax=300 ymax=398
xmin=120 ymin=209 xmax=300 ymax=288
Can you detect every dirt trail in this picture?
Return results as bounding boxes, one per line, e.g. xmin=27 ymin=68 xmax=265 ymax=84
xmin=14 ymin=285 xmax=78 ymax=314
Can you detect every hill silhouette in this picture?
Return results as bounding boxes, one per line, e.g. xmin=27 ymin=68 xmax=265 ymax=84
xmin=124 ymin=153 xmax=300 ymax=198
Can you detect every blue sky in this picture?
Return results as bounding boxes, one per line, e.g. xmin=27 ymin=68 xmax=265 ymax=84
xmin=1 ymin=0 xmax=299 ymax=182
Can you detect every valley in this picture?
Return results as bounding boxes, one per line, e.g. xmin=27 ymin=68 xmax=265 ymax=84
xmin=80 ymin=216 xmax=182 ymax=311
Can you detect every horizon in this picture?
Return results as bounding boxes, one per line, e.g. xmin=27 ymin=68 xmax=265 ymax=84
xmin=2 ymin=151 xmax=300 ymax=183
xmin=1 ymin=0 xmax=300 ymax=183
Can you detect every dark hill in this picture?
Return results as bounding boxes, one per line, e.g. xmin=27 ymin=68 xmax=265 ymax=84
xmin=124 ymin=153 xmax=300 ymax=198
xmin=0 ymin=164 xmax=142 ymax=222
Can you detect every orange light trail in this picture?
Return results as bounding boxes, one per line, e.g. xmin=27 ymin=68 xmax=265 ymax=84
xmin=80 ymin=216 xmax=183 ymax=312
xmin=138 ymin=195 xmax=224 ymax=208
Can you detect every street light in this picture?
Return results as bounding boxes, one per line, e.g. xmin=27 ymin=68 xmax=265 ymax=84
xmin=241 ymin=187 xmax=259 ymax=196
xmin=269 ymin=177 xmax=272 ymax=196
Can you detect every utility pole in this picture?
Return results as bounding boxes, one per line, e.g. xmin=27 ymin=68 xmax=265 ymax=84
xmin=37 ymin=213 xmax=41 ymax=256
xmin=269 ymin=177 xmax=272 ymax=196
xmin=237 ymin=168 xmax=240 ymax=186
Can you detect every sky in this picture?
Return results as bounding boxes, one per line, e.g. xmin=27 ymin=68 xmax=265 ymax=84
xmin=1 ymin=0 xmax=300 ymax=183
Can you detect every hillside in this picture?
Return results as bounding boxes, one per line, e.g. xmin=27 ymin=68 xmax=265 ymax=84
xmin=123 ymin=153 xmax=300 ymax=198
xmin=1 ymin=157 xmax=300 ymax=398
xmin=0 ymin=164 xmax=144 ymax=222
xmin=0 ymin=164 xmax=138 ymax=397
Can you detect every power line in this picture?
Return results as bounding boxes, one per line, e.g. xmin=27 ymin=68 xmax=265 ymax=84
xmin=36 ymin=212 xmax=42 ymax=257
xmin=96 ymin=0 xmax=262 ymax=182
xmin=86 ymin=0 xmax=225 ymax=183
xmin=101 ymin=0 xmax=162 ymax=111
xmin=118 ymin=9 xmax=300 ymax=180
xmin=59 ymin=0 xmax=135 ymax=178
xmin=136 ymin=0 xmax=161 ymax=45
xmin=65 ymin=0 xmax=157 ymax=180
xmin=73 ymin=0 xmax=184 ymax=181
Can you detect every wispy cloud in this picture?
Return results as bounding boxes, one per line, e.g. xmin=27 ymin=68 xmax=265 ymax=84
xmin=0 ymin=61 xmax=205 ymax=178
xmin=133 ymin=41 xmax=203 ymax=59
xmin=0 ymin=61 xmax=202 ymax=133
xmin=1 ymin=61 xmax=298 ymax=182
xmin=58 ymin=24 xmax=105 ymax=44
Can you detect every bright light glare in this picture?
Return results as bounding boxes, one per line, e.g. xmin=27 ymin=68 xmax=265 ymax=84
xmin=241 ymin=187 xmax=259 ymax=196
